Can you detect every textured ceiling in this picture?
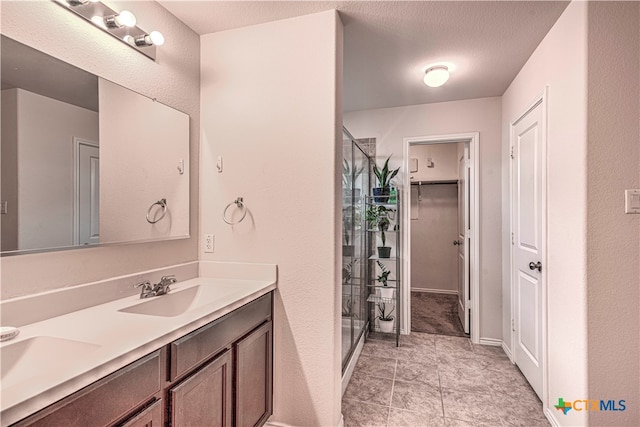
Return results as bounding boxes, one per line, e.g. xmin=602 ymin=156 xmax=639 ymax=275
xmin=1 ymin=35 xmax=98 ymax=111
xmin=158 ymin=1 xmax=570 ymax=111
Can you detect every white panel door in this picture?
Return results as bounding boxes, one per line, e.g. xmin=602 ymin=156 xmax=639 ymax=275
xmin=78 ymin=142 xmax=100 ymax=245
xmin=512 ymin=100 xmax=544 ymax=399
xmin=457 ymin=144 xmax=470 ymax=334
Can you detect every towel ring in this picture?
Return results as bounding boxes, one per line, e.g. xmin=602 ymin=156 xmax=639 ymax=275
xmin=223 ymin=197 xmax=247 ymax=225
xmin=146 ymin=198 xmax=167 ymax=224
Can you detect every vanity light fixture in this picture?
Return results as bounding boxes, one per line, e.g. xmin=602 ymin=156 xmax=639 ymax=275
xmin=423 ymin=65 xmax=450 ymax=88
xmin=53 ymin=0 xmax=164 ymax=60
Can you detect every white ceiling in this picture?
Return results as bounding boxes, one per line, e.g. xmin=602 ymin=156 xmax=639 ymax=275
xmin=158 ymin=1 xmax=569 ymax=112
xmin=1 ymin=35 xmax=98 ymax=111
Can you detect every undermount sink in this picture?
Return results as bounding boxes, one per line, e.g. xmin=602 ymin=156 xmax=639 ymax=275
xmin=119 ymin=285 xmax=201 ymax=317
xmin=1 ymin=336 xmax=101 ymax=389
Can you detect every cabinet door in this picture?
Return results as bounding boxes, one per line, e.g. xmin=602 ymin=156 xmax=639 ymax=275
xmin=120 ymin=399 xmax=162 ymax=427
xmin=169 ymin=349 xmax=232 ymax=427
xmin=235 ymin=321 xmax=273 ymax=427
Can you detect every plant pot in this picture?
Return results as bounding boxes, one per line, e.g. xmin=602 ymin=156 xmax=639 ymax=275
xmin=379 ymin=287 xmax=394 ymax=299
xmin=372 ymin=187 xmax=390 ymax=204
xmin=377 ymin=246 xmax=392 ymax=258
xmin=342 ymin=245 xmax=354 ymax=257
xmin=378 ymin=318 xmax=395 ymax=333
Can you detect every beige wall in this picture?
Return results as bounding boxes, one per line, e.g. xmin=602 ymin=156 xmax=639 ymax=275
xmin=501 ymin=2 xmax=589 ymax=424
xmin=410 ymin=183 xmax=458 ymax=293
xmin=199 ymin=11 xmax=342 ymax=426
xmin=0 ymin=1 xmax=200 ymax=299
xmin=99 ymin=79 xmax=189 ymax=244
xmin=409 ymin=143 xmax=459 ymax=183
xmin=586 ymin=2 xmax=639 ymax=425
xmin=12 ymin=89 xmax=98 ymax=250
xmin=345 ymin=96 xmax=502 ymax=341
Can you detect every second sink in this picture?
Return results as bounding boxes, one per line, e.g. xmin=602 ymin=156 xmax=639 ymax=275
xmin=1 ymin=336 xmax=101 ymax=389
xmin=119 ymin=285 xmax=200 ymax=317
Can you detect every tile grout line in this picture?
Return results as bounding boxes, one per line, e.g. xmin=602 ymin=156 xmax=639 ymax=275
xmin=435 ymin=344 xmax=447 ymax=421
xmin=385 ymin=356 xmax=398 ymax=426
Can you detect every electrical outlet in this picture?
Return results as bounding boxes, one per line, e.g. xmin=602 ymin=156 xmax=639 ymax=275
xmin=204 ymin=234 xmax=214 ymax=253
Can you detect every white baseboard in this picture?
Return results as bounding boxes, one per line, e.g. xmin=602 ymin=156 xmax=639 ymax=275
xmin=479 ymin=338 xmax=502 ymax=346
xmin=410 ymin=288 xmax=458 ymax=295
xmin=501 ymin=341 xmax=514 ymax=362
xmin=264 ymin=421 xmax=292 ymax=427
xmin=266 ymin=414 xmax=344 ymax=427
xmin=544 ymin=407 xmax=560 ymax=427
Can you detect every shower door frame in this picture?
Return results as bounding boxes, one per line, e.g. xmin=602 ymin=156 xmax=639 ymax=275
xmin=402 ymin=133 xmax=480 ymax=343
xmin=341 ymin=128 xmax=372 ymax=373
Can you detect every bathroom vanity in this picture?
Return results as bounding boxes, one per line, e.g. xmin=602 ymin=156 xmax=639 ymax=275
xmin=0 ymin=263 xmax=276 ymax=427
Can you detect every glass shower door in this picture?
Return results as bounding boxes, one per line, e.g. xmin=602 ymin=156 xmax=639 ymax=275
xmin=342 ymin=129 xmax=370 ymax=371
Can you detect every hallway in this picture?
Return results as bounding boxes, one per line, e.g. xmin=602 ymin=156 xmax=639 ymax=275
xmin=342 ymin=333 xmax=549 ymax=426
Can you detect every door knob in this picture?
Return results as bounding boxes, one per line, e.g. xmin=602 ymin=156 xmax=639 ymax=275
xmin=529 ymin=261 xmax=542 ymax=272
xmin=453 ymin=240 xmax=462 ymax=246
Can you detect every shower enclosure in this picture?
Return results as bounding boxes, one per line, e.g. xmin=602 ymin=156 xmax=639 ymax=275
xmin=341 ymin=128 xmax=371 ymax=371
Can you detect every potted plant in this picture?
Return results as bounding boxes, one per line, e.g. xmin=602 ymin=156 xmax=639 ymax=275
xmin=342 ymin=205 xmax=362 ymax=257
xmin=376 ymin=260 xmax=394 ymax=299
xmin=372 ymin=155 xmax=400 ymax=203
xmin=377 ymin=302 xmax=395 ymax=333
xmin=342 ymin=259 xmax=358 ymax=285
xmin=366 ymin=205 xmax=395 ymax=258
xmin=343 ymin=159 xmax=364 ymax=200
xmin=342 ymin=296 xmax=352 ymax=317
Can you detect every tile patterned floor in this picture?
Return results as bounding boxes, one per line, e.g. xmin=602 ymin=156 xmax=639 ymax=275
xmin=342 ymin=333 xmax=550 ymax=427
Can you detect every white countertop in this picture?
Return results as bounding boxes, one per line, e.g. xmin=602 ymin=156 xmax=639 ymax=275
xmin=0 ymin=274 xmax=276 ymax=426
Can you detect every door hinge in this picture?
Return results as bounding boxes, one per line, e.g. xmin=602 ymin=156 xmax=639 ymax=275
xmin=512 ymin=319 xmax=515 ymax=331
xmin=510 ymin=146 xmax=515 ymax=159
xmin=511 ymin=232 xmax=514 ymax=245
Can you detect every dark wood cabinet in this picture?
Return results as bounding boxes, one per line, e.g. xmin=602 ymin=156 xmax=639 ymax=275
xmin=170 ymin=349 xmax=233 ymax=427
xmin=12 ymin=292 xmax=273 ymax=427
xmin=13 ymin=350 xmax=162 ymax=427
xmin=235 ymin=321 xmax=273 ymax=427
xmin=120 ymin=400 xmax=163 ymax=427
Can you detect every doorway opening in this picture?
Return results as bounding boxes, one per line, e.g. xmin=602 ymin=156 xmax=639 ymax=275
xmin=401 ymin=133 xmax=480 ymax=343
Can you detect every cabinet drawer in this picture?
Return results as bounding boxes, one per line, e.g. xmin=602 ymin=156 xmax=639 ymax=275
xmin=170 ymin=293 xmax=271 ymax=381
xmin=14 ymin=350 xmax=162 ymax=427
xmin=120 ymin=399 xmax=162 ymax=427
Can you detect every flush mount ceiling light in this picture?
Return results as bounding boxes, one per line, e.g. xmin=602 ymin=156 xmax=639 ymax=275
xmin=423 ymin=66 xmax=450 ymax=88
xmin=53 ymin=0 xmax=164 ymax=60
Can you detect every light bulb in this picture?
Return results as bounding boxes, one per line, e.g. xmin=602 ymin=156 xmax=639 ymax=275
xmin=423 ymin=66 xmax=450 ymax=88
xmin=115 ymin=10 xmax=136 ymax=27
xmin=149 ymin=31 xmax=165 ymax=46
xmin=123 ymin=35 xmax=135 ymax=45
xmin=91 ymin=15 xmax=107 ymax=29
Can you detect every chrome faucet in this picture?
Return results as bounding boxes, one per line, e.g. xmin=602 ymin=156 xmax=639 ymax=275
xmin=152 ymin=275 xmax=176 ymax=296
xmin=135 ymin=281 xmax=155 ymax=299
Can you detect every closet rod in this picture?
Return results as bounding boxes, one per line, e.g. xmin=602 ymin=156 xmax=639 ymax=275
xmin=410 ymin=180 xmax=458 ymax=185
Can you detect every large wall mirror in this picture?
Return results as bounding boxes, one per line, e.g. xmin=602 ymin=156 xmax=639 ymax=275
xmin=0 ymin=35 xmax=190 ymax=255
